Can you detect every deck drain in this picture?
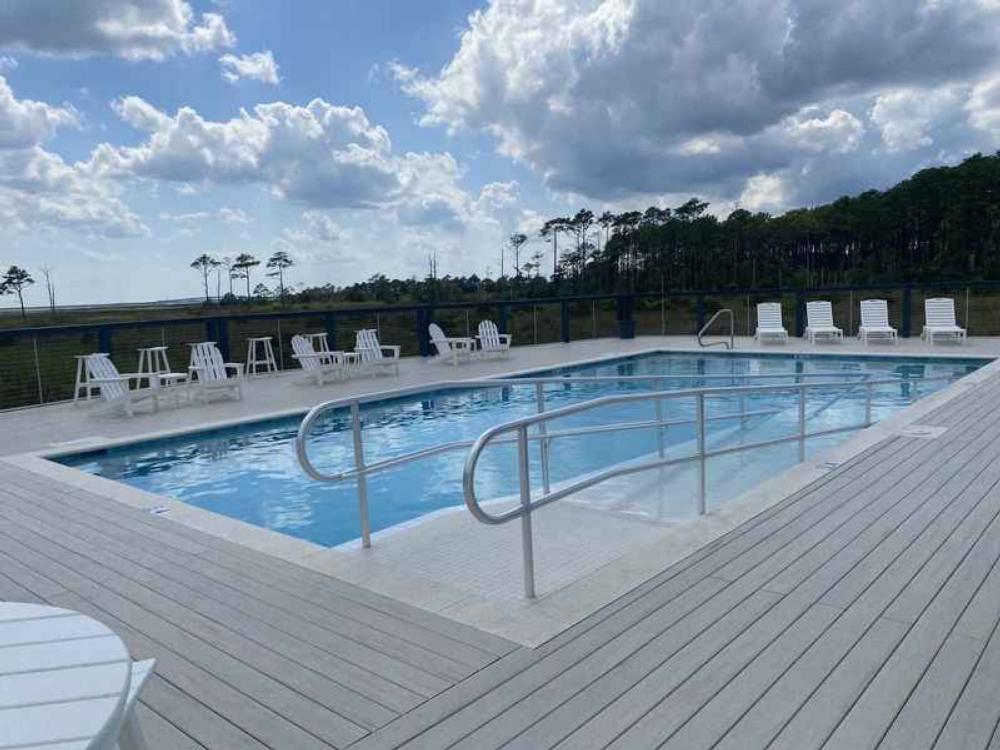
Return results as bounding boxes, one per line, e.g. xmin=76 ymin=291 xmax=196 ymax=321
xmin=146 ymin=506 xmax=171 ymax=516
xmin=818 ymin=461 xmax=841 ymax=471
xmin=896 ymin=424 xmax=947 ymax=439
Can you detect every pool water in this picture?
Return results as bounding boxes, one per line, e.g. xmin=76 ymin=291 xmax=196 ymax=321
xmin=59 ymin=352 xmax=986 ymax=547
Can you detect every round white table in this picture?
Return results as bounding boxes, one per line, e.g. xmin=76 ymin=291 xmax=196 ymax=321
xmin=0 ymin=602 xmax=132 ymax=750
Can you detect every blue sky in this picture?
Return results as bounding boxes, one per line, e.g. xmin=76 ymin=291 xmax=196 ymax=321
xmin=0 ymin=0 xmax=998 ymax=305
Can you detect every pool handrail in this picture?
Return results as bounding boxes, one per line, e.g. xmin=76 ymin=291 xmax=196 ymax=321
xmin=295 ymin=369 xmax=953 ymax=550
xmin=698 ymin=308 xmax=734 ymax=349
xmin=460 ymin=374 xmax=958 ymax=598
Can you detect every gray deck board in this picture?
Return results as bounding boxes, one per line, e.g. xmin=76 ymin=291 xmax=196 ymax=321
xmin=4 ymin=369 xmax=1000 ymax=748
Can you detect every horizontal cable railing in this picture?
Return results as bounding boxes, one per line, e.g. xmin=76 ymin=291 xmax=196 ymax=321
xmin=461 ymin=374 xmax=957 ymax=598
xmin=296 ymin=370 xmax=944 ymax=549
xmin=1 ymin=281 xmax=995 ymax=410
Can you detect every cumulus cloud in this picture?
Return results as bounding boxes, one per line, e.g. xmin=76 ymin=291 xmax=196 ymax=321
xmin=92 ymin=95 xmax=478 ymax=225
xmin=0 ymin=0 xmax=235 ymax=61
xmin=871 ymin=87 xmax=965 ymax=151
xmin=220 ymin=50 xmax=280 ymax=85
xmin=0 ymin=75 xmax=144 ymax=237
xmin=396 ymin=0 xmax=1000 ymax=207
xmin=0 ymin=76 xmax=78 ymax=149
xmin=967 ymin=74 xmax=1000 ymax=138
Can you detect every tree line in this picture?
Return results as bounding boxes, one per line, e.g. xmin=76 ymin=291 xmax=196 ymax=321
xmin=189 ymin=250 xmax=295 ymax=303
xmin=317 ymin=151 xmax=1000 ymax=305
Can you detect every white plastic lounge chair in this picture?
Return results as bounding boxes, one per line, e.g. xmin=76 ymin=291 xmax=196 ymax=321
xmin=922 ymin=297 xmax=966 ymax=345
xmin=754 ymin=302 xmax=788 ymax=344
xmin=477 ymin=320 xmax=511 ymax=358
xmin=84 ymin=353 xmax=158 ymax=417
xmin=804 ymin=301 xmax=843 ymax=344
xmin=292 ymin=334 xmax=348 ymax=384
xmin=429 ymin=323 xmax=476 ymax=366
xmin=112 ymin=658 xmax=156 ymax=750
xmin=858 ymin=299 xmax=898 ymax=345
xmin=188 ymin=341 xmax=243 ymax=401
xmin=355 ymin=329 xmax=400 ymax=376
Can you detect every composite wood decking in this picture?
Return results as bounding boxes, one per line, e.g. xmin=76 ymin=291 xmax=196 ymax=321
xmin=4 ymin=368 xmax=1000 ymax=748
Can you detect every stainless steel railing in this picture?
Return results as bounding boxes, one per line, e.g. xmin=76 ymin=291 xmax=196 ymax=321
xmin=698 ymin=309 xmax=734 ymax=349
xmin=295 ymin=370 xmax=935 ymax=549
xmin=462 ymin=374 xmax=956 ymax=598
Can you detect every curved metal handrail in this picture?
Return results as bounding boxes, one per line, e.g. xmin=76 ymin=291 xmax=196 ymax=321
xmin=698 ymin=308 xmax=734 ymax=349
xmin=462 ymin=374 xmax=956 ymax=596
xmin=295 ymin=368 xmax=950 ymax=550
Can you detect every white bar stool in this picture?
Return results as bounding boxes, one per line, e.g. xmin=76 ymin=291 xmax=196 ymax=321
xmin=136 ymin=346 xmax=171 ymax=389
xmin=74 ymin=353 xmax=109 ymax=405
xmin=246 ymin=336 xmax=279 ymax=376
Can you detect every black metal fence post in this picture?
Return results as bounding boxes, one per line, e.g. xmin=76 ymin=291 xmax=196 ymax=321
xmin=415 ymin=308 xmax=430 ymax=357
xmin=98 ymin=327 xmax=113 ymax=358
xmin=560 ymin=300 xmax=570 ymax=343
xmin=901 ymin=286 xmax=912 ymax=338
xmin=696 ymin=295 xmax=706 ymax=334
xmin=324 ymin=313 xmax=337 ymax=351
xmin=795 ymin=290 xmax=806 ymax=338
xmin=499 ymin=304 xmax=509 ymax=335
xmin=617 ymin=295 xmax=635 ymax=339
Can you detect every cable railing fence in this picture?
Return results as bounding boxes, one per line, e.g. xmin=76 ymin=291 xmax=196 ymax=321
xmin=1 ymin=280 xmax=997 ymax=410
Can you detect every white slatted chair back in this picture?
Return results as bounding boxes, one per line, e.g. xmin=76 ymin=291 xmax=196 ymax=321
xmin=291 ymin=335 xmax=321 ymax=371
xmin=756 ymin=302 xmax=784 ymax=331
xmin=806 ymin=301 xmax=835 ymax=328
xmin=189 ymin=342 xmax=228 ymax=381
xmin=428 ymin=323 xmax=450 ymax=356
xmin=925 ymin=297 xmax=958 ymax=328
xmin=478 ymin=320 xmax=503 ymax=351
xmin=85 ymin=354 xmax=127 ymax=402
xmin=860 ymin=299 xmax=891 ymax=328
xmin=355 ymin=329 xmax=383 ymax=363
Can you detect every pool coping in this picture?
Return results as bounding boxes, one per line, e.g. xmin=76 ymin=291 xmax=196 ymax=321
xmin=7 ymin=345 xmax=999 ymax=645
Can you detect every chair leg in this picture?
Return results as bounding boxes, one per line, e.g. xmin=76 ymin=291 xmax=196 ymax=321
xmin=118 ymin=710 xmax=149 ymax=750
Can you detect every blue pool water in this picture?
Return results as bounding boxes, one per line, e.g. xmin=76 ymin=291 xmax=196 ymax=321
xmin=59 ymin=352 xmax=986 ymax=547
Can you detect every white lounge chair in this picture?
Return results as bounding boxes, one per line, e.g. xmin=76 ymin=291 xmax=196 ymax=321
xmin=922 ymin=297 xmax=966 ymax=345
xmin=291 ymin=334 xmax=349 ymax=384
xmin=355 ymin=329 xmax=400 ymax=376
xmin=858 ymin=299 xmax=898 ymax=345
xmin=429 ymin=323 xmax=476 ymax=366
xmin=477 ymin=320 xmax=511 ymax=358
xmin=84 ymin=353 xmax=159 ymax=417
xmin=114 ymin=658 xmax=156 ymax=750
xmin=804 ymin=301 xmax=843 ymax=344
xmin=754 ymin=302 xmax=788 ymax=344
xmin=188 ymin=341 xmax=243 ymax=401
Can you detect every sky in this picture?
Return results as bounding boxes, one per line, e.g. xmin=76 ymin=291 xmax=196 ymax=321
xmin=0 ymin=0 xmax=998 ymax=306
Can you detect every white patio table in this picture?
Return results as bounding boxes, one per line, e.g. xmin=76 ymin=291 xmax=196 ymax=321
xmin=0 ymin=602 xmax=142 ymax=750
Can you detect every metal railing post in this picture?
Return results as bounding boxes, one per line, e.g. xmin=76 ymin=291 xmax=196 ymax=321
xmin=696 ymin=393 xmax=706 ymax=515
xmin=350 ymin=402 xmax=372 ymax=548
xmin=560 ymin=300 xmax=570 ymax=343
xmin=798 ymin=384 xmax=806 ymax=462
xmin=31 ymin=335 xmax=43 ymax=404
xmin=517 ymin=425 xmax=536 ymax=599
xmin=535 ymin=382 xmax=551 ymax=494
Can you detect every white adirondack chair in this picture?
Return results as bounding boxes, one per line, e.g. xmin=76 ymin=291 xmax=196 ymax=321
xmin=429 ymin=323 xmax=476 ymax=366
xmin=858 ymin=299 xmax=898 ymax=345
xmin=804 ymin=301 xmax=843 ymax=344
xmin=291 ymin=334 xmax=347 ymax=384
xmin=754 ymin=302 xmax=788 ymax=344
xmin=188 ymin=342 xmax=243 ymax=401
xmin=922 ymin=297 xmax=966 ymax=344
xmin=354 ymin=329 xmax=401 ymax=375
xmin=84 ymin=353 xmax=159 ymax=417
xmin=477 ymin=320 xmax=511 ymax=358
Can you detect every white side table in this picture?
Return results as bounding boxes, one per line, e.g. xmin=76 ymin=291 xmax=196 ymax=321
xmin=246 ymin=336 xmax=278 ymax=376
xmin=0 ymin=602 xmax=151 ymax=749
xmin=74 ymin=353 xmax=109 ymax=405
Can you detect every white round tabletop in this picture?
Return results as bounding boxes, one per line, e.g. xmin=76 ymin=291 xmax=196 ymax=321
xmin=0 ymin=602 xmax=131 ymax=750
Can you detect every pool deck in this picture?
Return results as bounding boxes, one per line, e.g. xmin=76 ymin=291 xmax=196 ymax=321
xmin=5 ymin=335 xmax=1000 ymax=748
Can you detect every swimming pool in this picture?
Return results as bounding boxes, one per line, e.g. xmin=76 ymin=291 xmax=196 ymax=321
xmin=58 ymin=351 xmax=986 ymax=547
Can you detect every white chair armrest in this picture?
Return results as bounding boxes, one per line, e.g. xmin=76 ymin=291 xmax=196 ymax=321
xmin=381 ymin=345 xmax=401 ymax=358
